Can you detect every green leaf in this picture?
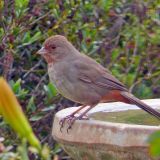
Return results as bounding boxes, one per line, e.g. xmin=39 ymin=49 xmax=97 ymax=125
xmin=17 ymin=139 xmax=29 ymax=160
xmin=11 ymin=79 xmax=21 ymax=93
xmin=22 ymin=32 xmax=31 ymax=44
xmin=15 ymin=0 xmax=29 ymax=17
xmin=100 ymin=0 xmax=113 ymax=12
xmin=112 ymin=49 xmax=120 ymax=61
xmin=41 ymin=105 xmax=55 ymax=112
xmin=44 ymin=83 xmax=57 ymax=100
xmin=148 ymin=131 xmax=160 ymax=157
xmin=29 ymin=32 xmax=42 ymax=44
xmin=133 ymin=55 xmax=141 ymax=66
xmin=29 ymin=113 xmax=44 ymax=122
xmin=9 ymin=79 xmax=28 ymax=99
xmin=15 ymin=0 xmax=29 ymax=9
xmin=22 ymin=31 xmax=42 ymax=46
xmin=27 ymin=97 xmax=36 ymax=112
xmin=125 ymin=73 xmax=135 ymax=86
xmin=135 ymin=83 xmax=152 ymax=99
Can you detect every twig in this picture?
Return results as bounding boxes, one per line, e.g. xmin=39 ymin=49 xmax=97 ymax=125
xmin=129 ymin=78 xmax=142 ymax=92
xmin=19 ymin=11 xmax=52 ymax=34
xmin=129 ymin=71 xmax=160 ymax=92
xmin=0 ymin=62 xmax=9 ymax=68
xmin=34 ymin=72 xmax=48 ymax=92
xmin=22 ymin=59 xmax=42 ymax=79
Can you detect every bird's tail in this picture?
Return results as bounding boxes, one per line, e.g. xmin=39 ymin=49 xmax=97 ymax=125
xmin=121 ymin=91 xmax=160 ymax=120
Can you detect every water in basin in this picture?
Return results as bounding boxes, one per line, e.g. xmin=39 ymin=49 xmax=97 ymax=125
xmin=91 ymin=109 xmax=160 ymax=126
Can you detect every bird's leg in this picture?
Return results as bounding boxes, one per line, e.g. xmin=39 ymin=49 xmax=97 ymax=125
xmin=59 ymin=105 xmax=87 ymax=132
xmin=67 ymin=104 xmax=96 ymax=132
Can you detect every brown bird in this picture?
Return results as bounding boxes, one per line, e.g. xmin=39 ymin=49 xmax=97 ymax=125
xmin=37 ymin=35 xmax=160 ymax=131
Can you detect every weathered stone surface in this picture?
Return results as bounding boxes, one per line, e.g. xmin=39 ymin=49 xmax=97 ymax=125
xmin=52 ymin=99 xmax=160 ymax=160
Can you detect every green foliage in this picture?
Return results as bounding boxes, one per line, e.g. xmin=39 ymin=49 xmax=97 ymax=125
xmin=27 ymin=96 xmax=36 ymax=112
xmin=15 ymin=0 xmax=29 ymax=17
xmin=10 ymin=79 xmax=28 ymax=99
xmin=148 ymin=131 xmax=160 ymax=157
xmin=44 ymin=82 xmax=57 ymax=102
xmin=100 ymin=0 xmax=113 ymax=11
xmin=22 ymin=31 xmax=42 ymax=46
xmin=0 ymin=139 xmax=51 ymax=160
xmin=15 ymin=0 xmax=29 ymax=9
xmin=0 ymin=0 xmax=160 ymax=159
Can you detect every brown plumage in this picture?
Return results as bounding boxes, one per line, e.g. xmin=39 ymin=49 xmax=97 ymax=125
xmin=37 ymin=35 xmax=160 ymax=131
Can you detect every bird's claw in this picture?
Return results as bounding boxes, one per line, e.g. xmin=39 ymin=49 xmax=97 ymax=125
xmin=59 ymin=115 xmax=75 ymax=132
xmin=59 ymin=114 xmax=89 ymax=133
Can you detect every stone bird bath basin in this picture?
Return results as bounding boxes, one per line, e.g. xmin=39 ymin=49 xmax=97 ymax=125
xmin=52 ymin=99 xmax=160 ymax=160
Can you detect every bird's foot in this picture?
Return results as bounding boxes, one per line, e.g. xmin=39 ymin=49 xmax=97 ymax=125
xmin=66 ymin=115 xmax=89 ymax=132
xmin=59 ymin=114 xmax=89 ymax=133
xmin=59 ymin=115 xmax=74 ymax=132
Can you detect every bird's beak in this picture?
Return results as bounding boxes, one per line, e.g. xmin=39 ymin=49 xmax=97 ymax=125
xmin=37 ymin=47 xmax=47 ymax=55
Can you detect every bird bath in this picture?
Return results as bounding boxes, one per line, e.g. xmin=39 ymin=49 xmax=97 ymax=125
xmin=52 ymin=99 xmax=160 ymax=160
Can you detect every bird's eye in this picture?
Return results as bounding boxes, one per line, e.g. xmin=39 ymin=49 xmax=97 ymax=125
xmin=51 ymin=45 xmax=56 ymax=50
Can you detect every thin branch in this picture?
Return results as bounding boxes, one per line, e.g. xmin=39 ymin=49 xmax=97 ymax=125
xmin=19 ymin=11 xmax=52 ymax=34
xmin=22 ymin=59 xmax=43 ymax=79
xmin=34 ymin=72 xmax=48 ymax=92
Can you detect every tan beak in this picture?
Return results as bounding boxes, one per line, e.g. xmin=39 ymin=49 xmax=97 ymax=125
xmin=37 ymin=47 xmax=47 ymax=55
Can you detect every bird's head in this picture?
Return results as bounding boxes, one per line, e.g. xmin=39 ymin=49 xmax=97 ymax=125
xmin=37 ymin=35 xmax=77 ymax=64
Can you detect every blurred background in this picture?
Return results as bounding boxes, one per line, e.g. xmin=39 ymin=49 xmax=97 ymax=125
xmin=0 ymin=0 xmax=160 ymax=159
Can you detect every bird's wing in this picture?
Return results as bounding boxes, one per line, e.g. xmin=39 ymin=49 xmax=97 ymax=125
xmin=73 ymin=55 xmax=128 ymax=92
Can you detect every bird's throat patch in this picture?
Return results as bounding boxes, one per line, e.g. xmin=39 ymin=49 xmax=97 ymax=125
xmin=43 ymin=54 xmax=54 ymax=64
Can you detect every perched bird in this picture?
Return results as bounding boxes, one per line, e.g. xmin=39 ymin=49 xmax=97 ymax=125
xmin=37 ymin=35 xmax=160 ymax=131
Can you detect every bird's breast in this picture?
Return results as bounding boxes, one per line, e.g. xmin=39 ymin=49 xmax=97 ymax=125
xmin=47 ymin=63 xmax=101 ymax=105
xmin=48 ymin=64 xmax=77 ymax=100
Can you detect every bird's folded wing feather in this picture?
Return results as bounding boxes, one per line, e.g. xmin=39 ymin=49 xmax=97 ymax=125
xmin=73 ymin=56 xmax=128 ymax=92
